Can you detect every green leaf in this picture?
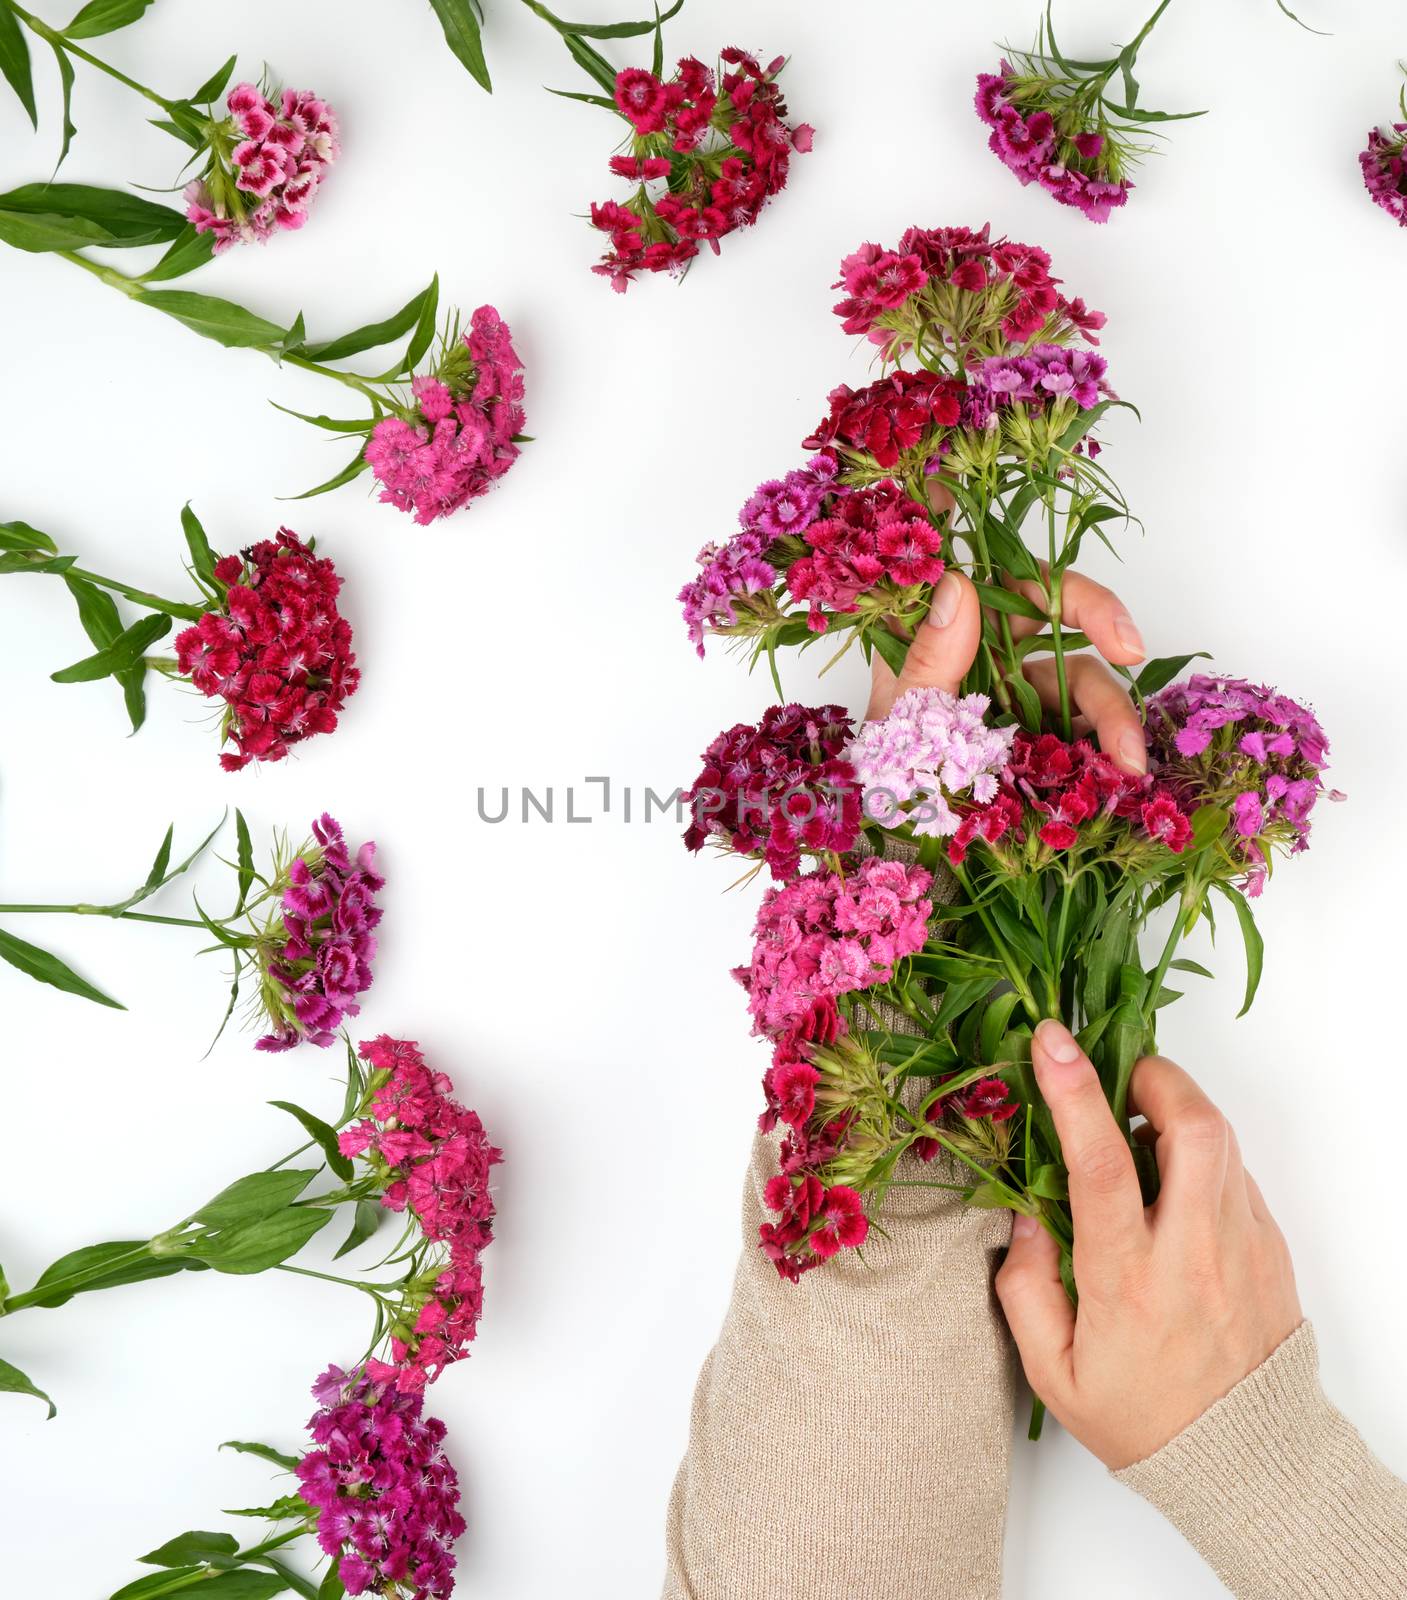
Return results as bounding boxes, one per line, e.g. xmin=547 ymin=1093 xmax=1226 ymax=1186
xmin=0 ymin=182 xmax=185 ymax=243
xmin=134 ymin=289 xmax=288 ymax=349
xmin=253 ymin=1560 xmax=315 ymax=1600
xmin=1027 ymin=1163 xmax=1069 ymax=1202
xmin=139 ymin=1532 xmax=239 ymax=1568
xmin=971 ymin=581 xmax=1046 ymax=621
xmin=543 ymin=85 xmax=616 ymax=108
xmin=559 ymin=29 xmax=619 ymax=94
xmin=869 ymin=628 xmax=908 ymax=678
xmin=180 ymin=503 xmax=217 ymax=586
xmin=65 ymin=0 xmax=158 ymax=38
xmin=63 ymin=572 xmax=123 ymax=648
xmin=1169 ymin=957 xmax=1213 ymax=979
xmin=234 ymin=809 xmax=255 ymax=912
xmin=142 ymin=224 xmax=216 ymax=283
xmin=220 ymin=1439 xmax=299 ymax=1472
xmin=397 ymin=275 xmax=441 ymax=375
xmin=1134 ymin=651 xmax=1209 ymax=697
xmin=190 ymin=1576 xmax=290 ymax=1600
xmin=269 ymin=1100 xmax=354 ymax=1182
xmin=0 ymin=6 xmax=37 ymax=128
xmin=195 ymin=1208 xmax=331 ymax=1275
xmin=28 ymin=1240 xmax=187 ymax=1308
xmin=1274 ymin=0 xmax=1329 ymax=33
xmin=0 ymin=1354 xmax=55 ymax=1418
xmin=302 ymin=276 xmax=438 ymax=363
xmin=193 ymin=1169 xmax=318 ymax=1229
xmin=223 ymin=1496 xmax=307 ymax=1522
xmin=427 ymin=0 xmax=491 ymax=91
xmin=141 ymin=824 xmax=175 ymax=891
xmin=523 ymin=0 xmax=682 ymax=38
xmin=1213 ymin=882 xmax=1264 ymax=1017
xmin=51 ymin=41 xmax=76 ymax=170
xmin=317 ymin=1567 xmax=346 ymax=1600
xmin=0 ymin=925 xmax=124 ymax=1008
xmin=286 ymin=447 xmax=371 ymax=501
xmin=190 ymin=53 xmax=237 ymax=104
xmin=50 ymin=610 xmax=171 ymax=682
xmin=1102 ymin=102 xmax=1208 ymax=124
xmin=269 ymin=404 xmax=373 ymax=435
xmin=0 ymin=519 xmax=57 ymax=553
xmin=111 ymin=1566 xmax=206 ymax=1599
xmin=333 ymin=1196 xmax=386 ymax=1260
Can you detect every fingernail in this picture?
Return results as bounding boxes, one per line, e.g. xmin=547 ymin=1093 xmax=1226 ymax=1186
xmin=1112 ymin=608 xmax=1145 ymax=658
xmin=1116 ymin=730 xmax=1148 ymax=774
xmin=925 ymin=571 xmax=961 ymax=629
xmin=1012 ymin=1212 xmax=1039 ymax=1240
xmin=1034 ymin=1018 xmax=1081 ymax=1063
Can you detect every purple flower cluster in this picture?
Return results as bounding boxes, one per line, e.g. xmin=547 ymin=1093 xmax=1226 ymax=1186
xmin=256 ymin=814 xmax=384 ymax=1051
xmin=678 ymin=459 xmax=838 ymax=655
xmin=846 ymin=688 xmax=1016 ymax=836
xmin=1146 ymin=675 xmax=1341 ymax=896
xmin=297 ymin=1365 xmax=465 ymax=1599
xmin=975 ymin=62 xmax=1131 ymax=224
xmin=1361 ymin=122 xmax=1407 ymax=226
xmin=976 ymin=344 xmax=1109 ymax=411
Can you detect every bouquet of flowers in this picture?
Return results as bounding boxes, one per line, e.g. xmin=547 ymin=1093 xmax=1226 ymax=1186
xmin=679 ymin=223 xmax=1340 ymax=1432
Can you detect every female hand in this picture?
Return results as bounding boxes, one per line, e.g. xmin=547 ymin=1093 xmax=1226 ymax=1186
xmin=995 ymin=1019 xmax=1303 ymax=1469
xmin=865 ymin=565 xmax=1149 ymax=775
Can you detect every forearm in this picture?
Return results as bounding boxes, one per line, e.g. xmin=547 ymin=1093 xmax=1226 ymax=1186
xmin=662 ymin=1130 xmax=1018 ymax=1600
xmin=1116 ymin=1323 xmax=1407 ymax=1599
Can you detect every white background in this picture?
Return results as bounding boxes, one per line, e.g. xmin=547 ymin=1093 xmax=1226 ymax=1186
xmin=1 ymin=1 xmax=1404 ymax=1595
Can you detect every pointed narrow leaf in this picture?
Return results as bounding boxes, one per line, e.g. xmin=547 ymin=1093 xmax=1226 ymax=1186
xmin=196 ymin=1574 xmax=292 ymax=1598
xmin=254 ymin=1560 xmax=316 ymax=1600
xmin=269 ymin=403 xmax=373 ymax=434
xmin=333 ymin=1196 xmax=387 ymax=1260
xmin=139 ymin=1532 xmax=239 ymax=1568
xmin=0 ymin=519 xmax=57 ymax=553
xmin=51 ymin=42 xmax=76 ymax=169
xmin=63 ymin=573 xmax=123 ymax=648
xmin=302 ymin=278 xmax=437 ymax=363
xmin=234 ymin=809 xmax=254 ymax=911
xmin=427 ymin=0 xmax=491 ymax=91
xmin=270 ymin=1100 xmax=354 ymax=1182
xmin=190 ymin=53 xmax=237 ymax=104
xmin=1134 ymin=651 xmax=1209 ymax=697
xmin=0 ymin=926 xmax=124 ymax=1008
xmin=544 ymin=86 xmax=616 ymax=107
xmin=0 ymin=7 xmax=37 ymax=128
xmin=285 ymin=447 xmax=371 ymax=501
xmin=0 ymin=1355 xmax=55 ymax=1418
xmin=195 ymin=1208 xmax=331 ymax=1274
xmin=29 ymin=1240 xmax=188 ymax=1307
xmin=134 ymin=290 xmax=288 ymax=349
xmin=110 ymin=1566 xmax=206 ymax=1599
xmin=0 ymin=182 xmax=185 ymax=242
xmin=50 ymin=611 xmax=171 ymax=682
xmin=521 ymin=0 xmax=681 ymax=38
xmin=142 ymin=825 xmax=175 ymax=890
xmin=180 ymin=503 xmax=217 ymax=586
xmin=142 ymin=224 xmax=216 ymax=283
xmin=1214 ymin=882 xmax=1264 ymax=1017
xmin=220 ymin=1440 xmax=299 ymax=1471
xmin=65 ymin=0 xmax=158 ymax=38
xmin=396 ymin=275 xmax=441 ymax=375
xmin=560 ymin=31 xmax=619 ymax=94
xmin=193 ymin=1169 xmax=318 ymax=1229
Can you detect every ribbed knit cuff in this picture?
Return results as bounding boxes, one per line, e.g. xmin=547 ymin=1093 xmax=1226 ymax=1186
xmin=1115 ymin=1322 xmax=1407 ymax=1599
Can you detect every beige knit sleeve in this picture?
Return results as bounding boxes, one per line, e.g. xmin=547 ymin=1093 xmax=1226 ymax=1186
xmin=661 ymin=1132 xmax=1017 ymax=1600
xmin=1115 ymin=1322 xmax=1407 ymax=1599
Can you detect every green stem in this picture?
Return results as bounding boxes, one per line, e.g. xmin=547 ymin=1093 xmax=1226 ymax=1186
xmin=59 ymin=565 xmax=205 ymax=621
xmin=949 ymin=863 xmax=1043 ymax=1024
xmin=238 ymin=1527 xmax=308 ymax=1561
xmin=281 ymin=352 xmax=386 ymax=408
xmin=1 ymin=1240 xmax=157 ymax=1313
xmin=1046 ymin=498 xmax=1072 ymax=741
xmin=9 ymin=4 xmax=179 ymax=113
xmin=0 ymin=903 xmax=210 ymax=929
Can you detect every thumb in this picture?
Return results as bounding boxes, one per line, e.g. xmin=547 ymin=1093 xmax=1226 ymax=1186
xmin=865 ymin=569 xmax=981 ymax=720
xmin=995 ymin=1213 xmax=1075 ymax=1404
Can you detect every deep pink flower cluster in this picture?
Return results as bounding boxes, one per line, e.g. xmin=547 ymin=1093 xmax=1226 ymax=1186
xmin=974 ymin=63 xmax=1131 ymax=223
xmin=735 ymin=856 xmax=933 ymax=1039
xmin=683 ymin=703 xmax=862 ymax=880
xmin=759 ymin=1172 xmax=868 ymax=1281
xmin=803 ymin=371 xmax=965 ymax=471
xmin=1145 ymin=675 xmax=1338 ymax=896
xmin=786 ymin=480 xmax=945 ymax=632
xmin=365 ymin=308 xmax=525 ymax=525
xmin=591 ymin=50 xmax=813 ymax=291
xmin=256 ymin=814 xmax=383 ymax=1052
xmin=912 ymin=1076 xmax=1018 ymax=1163
xmin=949 ymin=731 xmax=1192 ymax=864
xmin=297 ymin=1366 xmax=465 ymax=1599
xmin=340 ymin=1036 xmax=502 ymax=1393
xmin=173 ymin=529 xmax=358 ymax=772
xmin=1361 ymin=122 xmax=1407 ymax=226
xmin=185 ymin=81 xmax=338 ymax=250
xmin=833 ymin=223 xmax=1104 ymax=350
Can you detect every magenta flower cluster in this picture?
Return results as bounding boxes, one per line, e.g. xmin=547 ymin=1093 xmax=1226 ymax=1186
xmin=1361 ymin=121 xmax=1407 ymax=226
xmin=683 ymin=702 xmax=862 ymax=880
xmin=734 ymin=856 xmax=933 ymax=1039
xmin=365 ymin=308 xmax=525 ymax=526
xmin=185 ymin=81 xmax=339 ymax=250
xmin=974 ymin=62 xmax=1131 ymax=223
xmin=977 ymin=344 xmax=1109 ymax=411
xmin=341 ymin=1036 xmax=502 ymax=1394
xmin=1146 ymin=675 xmax=1339 ymax=896
xmin=256 ymin=814 xmax=383 ymax=1051
xmin=845 ymin=688 xmax=1016 ymax=836
xmin=297 ymin=1365 xmax=465 ymax=1599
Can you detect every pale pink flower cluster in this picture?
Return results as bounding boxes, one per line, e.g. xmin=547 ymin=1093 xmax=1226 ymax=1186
xmin=846 ymin=687 xmax=1016 ymax=836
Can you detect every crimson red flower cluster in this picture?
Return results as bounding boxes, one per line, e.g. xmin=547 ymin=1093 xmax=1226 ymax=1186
xmin=173 ymin=529 xmax=358 ymax=771
xmin=340 ymin=1036 xmax=502 ymax=1394
xmin=683 ymin=703 xmax=862 ymax=880
xmin=591 ymin=49 xmax=812 ymax=291
xmin=804 ymin=371 xmax=966 ymax=473
xmin=950 ymin=731 xmax=1193 ymax=863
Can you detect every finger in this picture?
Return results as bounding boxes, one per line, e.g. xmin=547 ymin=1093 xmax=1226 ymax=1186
xmin=1006 ymin=569 xmax=1145 ymax=665
xmin=1244 ymin=1169 xmax=1273 ymax=1227
xmin=1222 ymin=1123 xmax=1252 ymax=1223
xmin=1024 ymin=655 xmax=1147 ymax=775
xmin=1032 ymin=1020 xmax=1148 ymax=1284
xmin=1127 ymin=1055 xmax=1230 ymax=1229
xmin=865 ymin=569 xmax=982 ymax=720
xmin=995 ymin=1213 xmax=1075 ymax=1404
